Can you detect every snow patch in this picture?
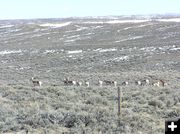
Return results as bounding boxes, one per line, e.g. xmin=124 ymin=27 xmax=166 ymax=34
xmin=158 ymin=45 xmax=174 ymax=51
xmin=131 ymin=36 xmax=143 ymax=40
xmin=106 ymin=56 xmax=129 ymax=62
xmin=115 ymin=36 xmax=143 ymax=43
xmin=99 ymin=48 xmax=117 ymax=53
xmin=107 ymin=20 xmax=149 ymax=23
xmin=91 ymin=26 xmax=103 ymax=29
xmin=66 ymin=35 xmax=80 ymax=39
xmin=0 ymin=25 xmax=14 ymax=29
xmin=170 ymin=47 xmax=180 ymax=51
xmin=83 ymin=19 xmax=150 ymax=24
xmin=76 ymin=27 xmax=88 ymax=31
xmin=93 ymin=48 xmax=103 ymax=52
xmin=137 ymin=24 xmax=152 ymax=28
xmin=67 ymin=50 xmax=83 ymax=54
xmin=64 ymin=39 xmax=77 ymax=43
xmin=30 ymin=50 xmax=39 ymax=54
xmin=139 ymin=45 xmax=177 ymax=53
xmin=40 ymin=22 xmax=71 ymax=28
xmin=83 ymin=33 xmax=94 ymax=36
xmin=158 ymin=18 xmax=180 ymax=22
xmin=112 ymin=56 xmax=129 ymax=61
xmin=124 ymin=27 xmax=132 ymax=30
xmin=31 ymin=33 xmax=50 ymax=38
xmin=0 ymin=50 xmax=22 ymax=55
xmin=65 ymin=26 xmax=88 ymax=33
xmin=93 ymin=48 xmax=117 ymax=53
xmin=83 ymin=21 xmax=105 ymax=24
xmin=140 ymin=47 xmax=156 ymax=52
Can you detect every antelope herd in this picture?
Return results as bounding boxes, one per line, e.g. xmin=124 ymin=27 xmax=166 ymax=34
xmin=62 ymin=78 xmax=167 ymax=87
xmin=30 ymin=76 xmax=168 ymax=88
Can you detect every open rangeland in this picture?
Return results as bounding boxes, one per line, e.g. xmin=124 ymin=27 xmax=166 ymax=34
xmin=0 ymin=16 xmax=180 ymax=133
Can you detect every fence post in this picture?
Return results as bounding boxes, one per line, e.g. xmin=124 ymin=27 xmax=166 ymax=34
xmin=117 ymin=87 xmax=122 ymax=117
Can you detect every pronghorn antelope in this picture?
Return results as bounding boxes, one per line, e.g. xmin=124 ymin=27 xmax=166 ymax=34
xmin=145 ymin=79 xmax=150 ymax=85
xmin=114 ymin=81 xmax=117 ymax=87
xmin=31 ymin=77 xmax=42 ymax=87
xmin=77 ymin=81 xmax=82 ymax=86
xmin=141 ymin=79 xmax=150 ymax=86
xmin=135 ymin=80 xmax=142 ymax=86
xmin=98 ymin=80 xmax=103 ymax=87
xmin=153 ymin=81 xmax=160 ymax=87
xmin=159 ymin=80 xmax=167 ymax=87
xmin=103 ymin=80 xmax=117 ymax=87
xmin=63 ymin=78 xmax=76 ymax=86
xmin=122 ymin=81 xmax=128 ymax=86
xmin=85 ymin=81 xmax=90 ymax=87
xmin=153 ymin=80 xmax=167 ymax=87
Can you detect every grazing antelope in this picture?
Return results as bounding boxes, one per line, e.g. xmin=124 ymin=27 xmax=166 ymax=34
xmin=77 ymin=81 xmax=82 ymax=86
xmin=103 ymin=80 xmax=113 ymax=85
xmin=145 ymin=79 xmax=150 ymax=85
xmin=122 ymin=81 xmax=128 ymax=86
xmin=135 ymin=80 xmax=142 ymax=86
xmin=153 ymin=81 xmax=160 ymax=87
xmin=103 ymin=80 xmax=117 ymax=87
xmin=85 ymin=81 xmax=90 ymax=87
xmin=72 ymin=81 xmax=76 ymax=85
xmin=141 ymin=79 xmax=150 ymax=86
xmin=114 ymin=81 xmax=117 ymax=87
xmin=31 ymin=77 xmax=42 ymax=87
xmin=160 ymin=80 xmax=167 ymax=87
xmin=98 ymin=80 xmax=103 ymax=87
xmin=63 ymin=78 xmax=76 ymax=86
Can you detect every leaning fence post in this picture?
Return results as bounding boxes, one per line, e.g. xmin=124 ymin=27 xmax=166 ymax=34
xmin=117 ymin=87 xmax=122 ymax=117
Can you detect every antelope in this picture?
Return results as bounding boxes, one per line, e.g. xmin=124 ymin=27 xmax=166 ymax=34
xmin=141 ymin=79 xmax=150 ymax=86
xmin=31 ymin=77 xmax=42 ymax=87
xmin=85 ymin=81 xmax=90 ymax=87
xmin=122 ymin=81 xmax=128 ymax=86
xmin=160 ymin=80 xmax=167 ymax=87
xmin=77 ymin=81 xmax=82 ymax=86
xmin=145 ymin=79 xmax=150 ymax=85
xmin=63 ymin=78 xmax=76 ymax=86
xmin=153 ymin=81 xmax=160 ymax=87
xmin=103 ymin=80 xmax=113 ymax=85
xmin=135 ymin=80 xmax=142 ymax=86
xmin=98 ymin=80 xmax=103 ymax=87
xmin=114 ymin=81 xmax=117 ymax=87
xmin=103 ymin=80 xmax=117 ymax=87
xmin=72 ymin=81 xmax=76 ymax=85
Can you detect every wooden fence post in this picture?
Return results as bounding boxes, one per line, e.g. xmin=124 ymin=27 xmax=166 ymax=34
xmin=117 ymin=87 xmax=122 ymax=117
